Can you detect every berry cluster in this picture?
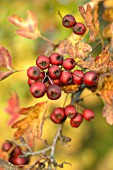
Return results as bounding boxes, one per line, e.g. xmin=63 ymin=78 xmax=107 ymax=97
xmin=50 ymin=104 xmax=95 ymax=128
xmin=2 ymin=141 xmax=29 ymax=166
xmin=27 ymin=52 xmax=99 ymax=100
xmin=62 ymin=14 xmax=86 ymax=35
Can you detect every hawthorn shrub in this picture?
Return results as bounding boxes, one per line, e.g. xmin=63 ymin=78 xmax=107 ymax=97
xmin=0 ymin=0 xmax=113 ymax=170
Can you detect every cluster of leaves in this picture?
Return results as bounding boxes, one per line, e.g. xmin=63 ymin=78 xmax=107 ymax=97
xmin=0 ymin=0 xmax=113 ymax=169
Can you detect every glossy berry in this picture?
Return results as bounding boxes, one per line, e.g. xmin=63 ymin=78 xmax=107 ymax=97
xmin=52 ymin=79 xmax=61 ymax=86
xmin=9 ymin=155 xmax=29 ymax=165
xmin=50 ymin=107 xmax=66 ymax=124
xmin=82 ymin=109 xmax=95 ymax=121
xmin=39 ymin=71 xmax=45 ymax=80
xmin=47 ymin=84 xmax=61 ymax=100
xmin=28 ymin=78 xmax=36 ymax=86
xmin=72 ymin=70 xmax=84 ymax=85
xmin=63 ymin=58 xmax=76 ymax=70
xmin=49 ymin=53 xmax=63 ymax=65
xmin=62 ymin=14 xmax=76 ymax=28
xmin=70 ymin=113 xmax=83 ymax=128
xmin=30 ymin=81 xmax=46 ymax=98
xmin=27 ymin=66 xmax=40 ymax=80
xmin=65 ymin=104 xmax=77 ymax=118
xmin=2 ymin=141 xmax=13 ymax=152
xmin=10 ymin=146 xmax=22 ymax=157
xmin=83 ymin=71 xmax=99 ymax=86
xmin=48 ymin=65 xmax=61 ymax=80
xmin=36 ymin=55 xmax=50 ymax=70
xmin=73 ymin=22 xmax=86 ymax=35
xmin=60 ymin=70 xmax=73 ymax=85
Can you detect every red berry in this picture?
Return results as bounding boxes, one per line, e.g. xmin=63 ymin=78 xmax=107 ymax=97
xmin=65 ymin=104 xmax=77 ymax=118
xmin=73 ymin=22 xmax=86 ymax=35
xmin=47 ymin=84 xmax=61 ymax=100
xmin=30 ymin=81 xmax=46 ymax=98
xmin=83 ymin=71 xmax=99 ymax=86
xmin=52 ymin=79 xmax=61 ymax=86
xmin=95 ymin=55 xmax=100 ymax=61
xmin=2 ymin=141 xmax=13 ymax=152
xmin=48 ymin=65 xmax=61 ymax=80
xmin=36 ymin=55 xmax=50 ymax=70
xmin=10 ymin=146 xmax=21 ymax=157
xmin=63 ymin=58 xmax=76 ymax=70
xmin=62 ymin=14 xmax=76 ymax=28
xmin=70 ymin=113 xmax=83 ymax=128
xmin=50 ymin=107 xmax=66 ymax=124
xmin=28 ymin=78 xmax=36 ymax=86
xmin=27 ymin=66 xmax=40 ymax=80
xmin=9 ymin=155 xmax=29 ymax=165
xmin=82 ymin=109 xmax=95 ymax=121
xmin=72 ymin=70 xmax=84 ymax=85
xmin=49 ymin=53 xmax=63 ymax=65
xmin=60 ymin=70 xmax=73 ymax=85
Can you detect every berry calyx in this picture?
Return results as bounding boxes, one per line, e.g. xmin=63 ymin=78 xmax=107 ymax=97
xmin=50 ymin=107 xmax=66 ymax=124
xmin=72 ymin=70 xmax=84 ymax=85
xmin=60 ymin=70 xmax=73 ymax=85
xmin=47 ymin=84 xmax=61 ymax=100
xmin=2 ymin=141 xmax=13 ymax=152
xmin=48 ymin=65 xmax=61 ymax=80
xmin=65 ymin=104 xmax=77 ymax=118
xmin=30 ymin=81 xmax=46 ymax=98
xmin=49 ymin=53 xmax=63 ymax=65
xmin=73 ymin=22 xmax=86 ymax=35
xmin=62 ymin=14 xmax=76 ymax=28
xmin=70 ymin=113 xmax=83 ymax=128
xmin=27 ymin=66 xmax=40 ymax=80
xmin=63 ymin=58 xmax=76 ymax=70
xmin=82 ymin=109 xmax=95 ymax=121
xmin=83 ymin=71 xmax=99 ymax=86
xmin=36 ymin=55 xmax=50 ymax=70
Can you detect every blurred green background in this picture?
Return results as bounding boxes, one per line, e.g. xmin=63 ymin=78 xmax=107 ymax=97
xmin=0 ymin=0 xmax=113 ymax=170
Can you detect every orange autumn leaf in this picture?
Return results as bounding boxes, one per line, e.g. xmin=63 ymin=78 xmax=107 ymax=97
xmin=102 ymin=103 xmax=113 ymax=125
xmin=12 ymin=102 xmax=47 ymax=146
xmin=62 ymin=84 xmax=79 ymax=93
xmin=8 ymin=10 xmax=40 ymax=39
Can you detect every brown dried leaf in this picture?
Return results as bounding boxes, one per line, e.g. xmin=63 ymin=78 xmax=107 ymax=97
xmin=8 ymin=10 xmax=40 ymax=39
xmin=79 ymin=4 xmax=99 ymax=42
xmin=62 ymin=84 xmax=79 ymax=93
xmin=12 ymin=102 xmax=47 ymax=146
xmin=0 ymin=45 xmax=16 ymax=80
xmin=102 ymin=103 xmax=113 ymax=125
xmin=102 ymin=23 xmax=113 ymax=38
xmin=0 ymin=159 xmax=16 ymax=170
xmin=102 ymin=8 xmax=113 ymax=22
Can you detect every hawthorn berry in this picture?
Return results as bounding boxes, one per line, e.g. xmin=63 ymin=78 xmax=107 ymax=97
xmin=48 ymin=65 xmax=61 ymax=80
xmin=27 ymin=66 xmax=40 ymax=80
xmin=83 ymin=71 xmax=99 ymax=86
xmin=36 ymin=55 xmax=50 ymax=70
xmin=9 ymin=155 xmax=29 ymax=165
xmin=47 ymin=84 xmax=61 ymax=100
xmin=30 ymin=81 xmax=46 ymax=98
xmin=73 ymin=22 xmax=86 ymax=35
xmin=28 ymin=78 xmax=36 ymax=86
xmin=72 ymin=70 xmax=84 ymax=85
xmin=82 ymin=109 xmax=95 ymax=121
xmin=63 ymin=58 xmax=76 ymax=70
xmin=62 ymin=14 xmax=76 ymax=28
xmin=70 ymin=113 xmax=83 ymax=128
xmin=49 ymin=52 xmax=63 ymax=65
xmin=65 ymin=104 xmax=77 ymax=118
xmin=10 ymin=146 xmax=22 ymax=157
xmin=2 ymin=141 xmax=13 ymax=152
xmin=50 ymin=107 xmax=66 ymax=124
xmin=60 ymin=70 xmax=73 ymax=85
xmin=52 ymin=79 xmax=61 ymax=86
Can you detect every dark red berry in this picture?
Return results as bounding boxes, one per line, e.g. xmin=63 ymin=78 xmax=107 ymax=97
xmin=39 ymin=71 xmax=45 ymax=80
xmin=50 ymin=107 xmax=66 ymax=124
xmin=47 ymin=84 xmax=61 ymax=100
xmin=63 ymin=58 xmax=76 ymax=70
xmin=30 ymin=81 xmax=46 ymax=98
xmin=60 ymin=70 xmax=73 ymax=85
xmin=72 ymin=70 xmax=84 ymax=85
xmin=82 ymin=109 xmax=95 ymax=121
xmin=28 ymin=78 xmax=36 ymax=86
xmin=83 ymin=71 xmax=99 ymax=86
xmin=9 ymin=155 xmax=29 ymax=165
xmin=70 ymin=113 xmax=83 ymax=128
xmin=27 ymin=66 xmax=40 ymax=80
xmin=2 ymin=141 xmax=13 ymax=152
xmin=62 ymin=14 xmax=76 ymax=28
xmin=52 ymin=79 xmax=61 ymax=86
xmin=10 ymin=146 xmax=21 ymax=157
xmin=49 ymin=53 xmax=63 ymax=65
xmin=48 ymin=65 xmax=61 ymax=80
xmin=65 ymin=104 xmax=77 ymax=118
xmin=95 ymin=55 xmax=100 ymax=61
xmin=36 ymin=55 xmax=50 ymax=70
xmin=73 ymin=22 xmax=86 ymax=35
